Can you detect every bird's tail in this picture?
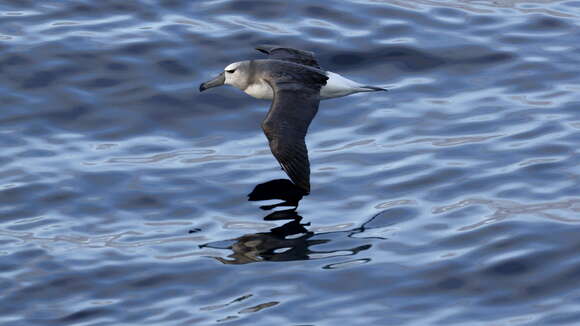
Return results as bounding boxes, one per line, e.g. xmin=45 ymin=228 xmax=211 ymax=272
xmin=358 ymin=85 xmax=388 ymax=92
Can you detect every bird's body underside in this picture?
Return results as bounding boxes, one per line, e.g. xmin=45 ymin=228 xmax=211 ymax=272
xmin=199 ymin=45 xmax=387 ymax=193
xmin=242 ymin=68 xmax=385 ymax=100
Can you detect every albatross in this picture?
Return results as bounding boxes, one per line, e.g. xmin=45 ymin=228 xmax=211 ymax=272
xmin=199 ymin=45 xmax=387 ymax=194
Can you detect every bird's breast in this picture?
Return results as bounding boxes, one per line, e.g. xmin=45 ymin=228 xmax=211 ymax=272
xmin=244 ymin=81 xmax=274 ymax=100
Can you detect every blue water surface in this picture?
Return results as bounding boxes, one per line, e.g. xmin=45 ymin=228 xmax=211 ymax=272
xmin=1 ymin=0 xmax=580 ymax=325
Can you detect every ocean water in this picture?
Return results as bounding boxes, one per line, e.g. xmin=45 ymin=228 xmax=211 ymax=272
xmin=1 ymin=0 xmax=579 ymax=325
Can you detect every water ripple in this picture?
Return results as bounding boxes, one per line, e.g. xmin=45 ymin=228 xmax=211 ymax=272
xmin=1 ymin=0 xmax=579 ymax=325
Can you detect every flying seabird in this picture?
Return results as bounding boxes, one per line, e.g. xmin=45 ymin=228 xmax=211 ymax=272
xmin=199 ymin=45 xmax=387 ymax=194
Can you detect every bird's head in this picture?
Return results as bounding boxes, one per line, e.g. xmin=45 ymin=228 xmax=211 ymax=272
xmin=199 ymin=61 xmax=251 ymax=92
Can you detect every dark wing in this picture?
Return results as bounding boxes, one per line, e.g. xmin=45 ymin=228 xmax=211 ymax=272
xmin=260 ymin=62 xmax=328 ymax=194
xmin=256 ymin=45 xmax=321 ymax=69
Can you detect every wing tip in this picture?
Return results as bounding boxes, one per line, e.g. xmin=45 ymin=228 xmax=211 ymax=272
xmin=255 ymin=44 xmax=277 ymax=54
xmin=256 ymin=45 xmax=315 ymax=57
xmin=280 ymin=161 xmax=311 ymax=195
xmin=295 ymin=182 xmax=310 ymax=195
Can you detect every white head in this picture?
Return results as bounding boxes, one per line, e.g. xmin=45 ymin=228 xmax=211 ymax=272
xmin=223 ymin=61 xmax=252 ymax=90
xmin=199 ymin=61 xmax=253 ymax=93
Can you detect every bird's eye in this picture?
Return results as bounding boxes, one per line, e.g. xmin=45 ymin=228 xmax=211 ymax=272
xmin=226 ymin=69 xmax=236 ymax=73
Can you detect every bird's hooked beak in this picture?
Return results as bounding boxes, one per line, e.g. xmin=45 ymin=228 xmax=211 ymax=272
xmin=199 ymin=72 xmax=225 ymax=92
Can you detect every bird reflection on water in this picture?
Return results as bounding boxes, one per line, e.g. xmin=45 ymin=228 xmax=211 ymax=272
xmin=201 ymin=179 xmax=380 ymax=265
xmin=247 ymin=179 xmax=305 ymax=212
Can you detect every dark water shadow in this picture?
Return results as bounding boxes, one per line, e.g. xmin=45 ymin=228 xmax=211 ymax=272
xmin=200 ymin=179 xmax=384 ymax=264
xmin=247 ymin=179 xmax=306 ymax=211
